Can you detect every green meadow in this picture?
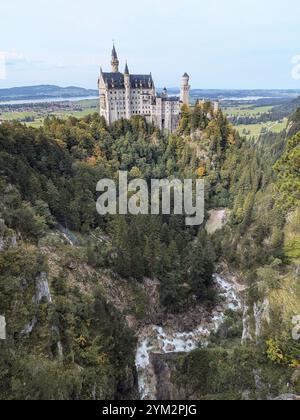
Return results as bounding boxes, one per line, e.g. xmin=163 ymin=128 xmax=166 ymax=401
xmin=236 ymin=118 xmax=288 ymax=139
xmin=0 ymin=98 xmax=99 ymax=128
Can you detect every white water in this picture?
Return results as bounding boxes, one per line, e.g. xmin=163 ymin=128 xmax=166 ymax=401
xmin=135 ymin=274 xmax=242 ymax=400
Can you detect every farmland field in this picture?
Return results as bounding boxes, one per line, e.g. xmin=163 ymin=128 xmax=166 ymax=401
xmin=0 ymin=98 xmax=99 ymax=128
xmin=236 ymin=119 xmax=288 ymax=139
xmin=223 ymin=103 xmax=288 ymax=139
xmin=223 ymin=105 xmax=274 ymax=117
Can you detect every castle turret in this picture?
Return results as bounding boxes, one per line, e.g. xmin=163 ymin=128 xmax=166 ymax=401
xmin=124 ymin=61 xmax=131 ymax=119
xmin=180 ymin=72 xmax=190 ymax=105
xmin=111 ymin=44 xmax=119 ymax=73
xmin=214 ymin=100 xmax=219 ymax=115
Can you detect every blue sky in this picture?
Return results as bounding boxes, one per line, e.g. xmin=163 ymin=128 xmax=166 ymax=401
xmin=0 ymin=0 xmax=300 ymax=89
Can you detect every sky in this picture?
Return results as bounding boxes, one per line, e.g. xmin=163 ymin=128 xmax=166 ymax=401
xmin=0 ymin=0 xmax=300 ymax=89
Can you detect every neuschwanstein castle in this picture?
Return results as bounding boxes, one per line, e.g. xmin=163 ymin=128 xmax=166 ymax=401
xmin=98 ymin=45 xmax=190 ymax=133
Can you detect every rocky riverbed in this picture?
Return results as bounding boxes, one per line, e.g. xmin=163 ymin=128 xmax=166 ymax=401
xmin=135 ymin=274 xmax=243 ymax=400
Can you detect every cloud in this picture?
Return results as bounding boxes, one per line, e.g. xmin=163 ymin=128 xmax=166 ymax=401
xmin=291 ymin=55 xmax=300 ymax=81
xmin=0 ymin=51 xmax=47 ymax=82
xmin=3 ymin=51 xmax=26 ymax=66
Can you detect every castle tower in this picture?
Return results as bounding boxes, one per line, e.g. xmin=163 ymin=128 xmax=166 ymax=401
xmin=124 ymin=61 xmax=131 ymax=119
xmin=214 ymin=100 xmax=220 ymax=115
xmin=180 ymin=73 xmax=190 ymax=105
xmin=111 ymin=44 xmax=119 ymax=73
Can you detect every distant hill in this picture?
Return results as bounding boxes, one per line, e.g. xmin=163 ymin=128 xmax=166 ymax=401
xmin=0 ymin=85 xmax=99 ymax=101
xmin=286 ymin=105 xmax=300 ymax=137
xmin=271 ymin=96 xmax=300 ymax=120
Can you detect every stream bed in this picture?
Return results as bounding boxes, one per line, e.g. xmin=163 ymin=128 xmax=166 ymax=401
xmin=135 ymin=274 xmax=242 ymax=400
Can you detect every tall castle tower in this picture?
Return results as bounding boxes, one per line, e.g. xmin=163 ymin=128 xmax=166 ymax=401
xmin=180 ymin=73 xmax=190 ymax=105
xmin=124 ymin=61 xmax=131 ymax=119
xmin=111 ymin=44 xmax=119 ymax=73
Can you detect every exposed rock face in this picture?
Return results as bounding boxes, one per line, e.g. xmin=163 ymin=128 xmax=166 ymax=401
xmin=0 ymin=219 xmax=5 ymax=251
xmin=0 ymin=315 xmax=6 ymax=340
xmin=253 ymin=299 xmax=270 ymax=338
xmin=35 ymin=272 xmax=52 ymax=304
xmin=206 ymin=209 xmax=230 ymax=235
xmin=152 ymin=354 xmax=181 ymax=400
xmin=21 ymin=317 xmax=37 ymax=336
xmin=242 ymin=304 xmax=254 ymax=344
xmin=21 ymin=273 xmax=52 ymax=336
xmin=273 ymin=394 xmax=300 ymax=400
xmin=241 ymin=299 xmax=270 ymax=344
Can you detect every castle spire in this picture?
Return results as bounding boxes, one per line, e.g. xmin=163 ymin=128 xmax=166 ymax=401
xmin=111 ymin=43 xmax=119 ymax=73
xmin=112 ymin=43 xmax=117 ymax=59
xmin=124 ymin=61 xmax=129 ymax=75
xmin=124 ymin=62 xmax=131 ymax=120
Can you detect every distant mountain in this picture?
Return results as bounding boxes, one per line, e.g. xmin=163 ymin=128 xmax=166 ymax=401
xmin=0 ymin=85 xmax=99 ymax=101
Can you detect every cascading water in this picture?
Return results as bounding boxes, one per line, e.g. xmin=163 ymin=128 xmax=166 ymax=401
xmin=135 ymin=274 xmax=243 ymax=400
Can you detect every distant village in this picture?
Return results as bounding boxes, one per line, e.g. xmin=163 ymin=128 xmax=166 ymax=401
xmin=0 ymin=100 xmax=98 ymax=125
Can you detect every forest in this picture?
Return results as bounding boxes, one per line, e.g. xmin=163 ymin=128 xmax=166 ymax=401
xmin=0 ymin=100 xmax=299 ymax=399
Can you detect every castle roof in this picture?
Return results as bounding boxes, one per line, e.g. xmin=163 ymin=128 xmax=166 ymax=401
xmin=157 ymin=95 xmax=180 ymax=102
xmin=101 ymin=72 xmax=154 ymax=89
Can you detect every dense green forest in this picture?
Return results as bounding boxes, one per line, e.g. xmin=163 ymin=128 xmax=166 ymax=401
xmin=0 ymin=101 xmax=300 ymax=399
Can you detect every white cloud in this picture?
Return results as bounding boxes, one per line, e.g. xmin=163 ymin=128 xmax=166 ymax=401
xmin=291 ymin=55 xmax=300 ymax=81
xmin=3 ymin=51 xmax=26 ymax=64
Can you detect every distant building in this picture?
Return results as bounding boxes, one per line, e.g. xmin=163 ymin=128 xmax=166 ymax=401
xmin=98 ymin=45 xmax=190 ymax=133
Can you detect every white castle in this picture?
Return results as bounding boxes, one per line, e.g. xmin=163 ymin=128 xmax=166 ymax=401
xmin=98 ymin=45 xmax=190 ymax=133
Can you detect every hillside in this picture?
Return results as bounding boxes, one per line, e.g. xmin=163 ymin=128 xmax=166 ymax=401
xmin=271 ymin=96 xmax=300 ymax=121
xmin=0 ymin=104 xmax=300 ymax=400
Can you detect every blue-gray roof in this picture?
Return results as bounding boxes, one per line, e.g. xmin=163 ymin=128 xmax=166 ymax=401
xmin=102 ymin=72 xmax=154 ymax=89
xmin=166 ymin=96 xmax=180 ymax=102
xmin=157 ymin=94 xmax=180 ymax=102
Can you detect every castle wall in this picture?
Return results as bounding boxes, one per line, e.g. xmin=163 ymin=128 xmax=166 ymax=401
xmin=98 ymin=49 xmax=187 ymax=133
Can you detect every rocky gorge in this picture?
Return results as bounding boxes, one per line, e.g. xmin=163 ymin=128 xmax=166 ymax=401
xmin=135 ymin=273 xmax=244 ymax=400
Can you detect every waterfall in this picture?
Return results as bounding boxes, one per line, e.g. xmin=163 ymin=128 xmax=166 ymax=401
xmin=135 ymin=274 xmax=243 ymax=400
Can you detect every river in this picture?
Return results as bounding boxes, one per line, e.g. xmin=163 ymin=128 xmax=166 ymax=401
xmin=135 ymin=274 xmax=243 ymax=400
